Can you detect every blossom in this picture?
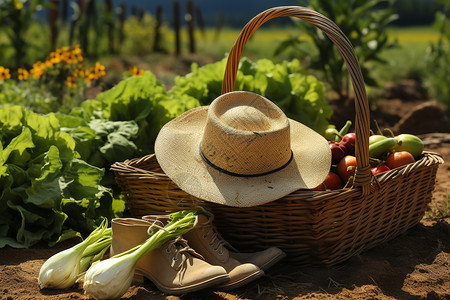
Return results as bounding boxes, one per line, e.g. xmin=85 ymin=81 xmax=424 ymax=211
xmin=18 ymin=68 xmax=29 ymax=81
xmin=30 ymin=62 xmax=44 ymax=79
xmin=90 ymin=62 xmax=106 ymax=80
xmin=0 ymin=67 xmax=11 ymax=80
xmin=129 ymin=66 xmax=144 ymax=77
xmin=66 ymin=76 xmax=77 ymax=88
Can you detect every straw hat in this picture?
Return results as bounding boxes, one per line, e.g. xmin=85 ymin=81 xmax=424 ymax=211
xmin=155 ymin=91 xmax=331 ymax=207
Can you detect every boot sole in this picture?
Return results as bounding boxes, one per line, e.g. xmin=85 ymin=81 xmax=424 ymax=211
xmin=259 ymin=251 xmax=287 ymax=271
xmin=135 ymin=268 xmax=230 ymax=295
xmin=216 ymin=269 xmax=265 ymax=291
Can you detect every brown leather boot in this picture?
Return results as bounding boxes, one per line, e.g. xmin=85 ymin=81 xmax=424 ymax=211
xmin=143 ymin=214 xmax=282 ymax=290
xmin=142 ymin=214 xmax=285 ymax=271
xmin=110 ymin=218 xmax=230 ymax=295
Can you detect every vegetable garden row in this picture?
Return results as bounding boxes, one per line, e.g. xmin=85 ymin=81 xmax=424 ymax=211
xmin=0 ymin=52 xmax=331 ymax=249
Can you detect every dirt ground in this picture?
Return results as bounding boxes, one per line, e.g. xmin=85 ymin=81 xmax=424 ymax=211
xmin=1 ymin=80 xmax=449 ymax=300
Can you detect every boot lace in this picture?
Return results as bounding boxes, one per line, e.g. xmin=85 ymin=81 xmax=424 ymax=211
xmin=147 ymin=219 xmax=204 ymax=262
xmin=199 ymin=214 xmax=238 ymax=255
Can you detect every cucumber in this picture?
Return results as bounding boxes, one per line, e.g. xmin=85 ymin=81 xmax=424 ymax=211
xmin=369 ymin=135 xmax=387 ymax=145
xmin=369 ymin=137 xmax=398 ymax=158
xmin=394 ymin=134 xmax=424 ymax=158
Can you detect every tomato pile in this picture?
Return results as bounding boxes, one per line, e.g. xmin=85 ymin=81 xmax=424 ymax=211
xmin=312 ymin=122 xmax=424 ymax=191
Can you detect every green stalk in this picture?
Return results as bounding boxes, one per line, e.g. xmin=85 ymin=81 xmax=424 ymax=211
xmin=113 ymin=210 xmax=200 ymax=263
xmin=71 ymin=219 xmax=109 ymax=254
xmin=82 ymin=236 xmax=112 ymax=258
xmin=335 ymin=120 xmax=352 ymax=142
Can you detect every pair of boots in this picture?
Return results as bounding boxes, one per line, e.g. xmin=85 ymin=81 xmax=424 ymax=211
xmin=110 ymin=212 xmax=285 ymax=295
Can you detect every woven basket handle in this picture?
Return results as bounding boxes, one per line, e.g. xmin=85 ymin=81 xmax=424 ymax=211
xmin=221 ymin=6 xmax=371 ymax=195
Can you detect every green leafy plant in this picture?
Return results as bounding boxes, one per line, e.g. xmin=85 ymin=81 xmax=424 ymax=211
xmin=275 ymin=0 xmax=398 ymax=99
xmin=70 ymin=71 xmax=200 ymax=156
xmin=0 ymin=106 xmax=125 ymax=248
xmin=425 ymin=0 xmax=450 ymax=107
xmin=172 ymin=57 xmax=332 ymax=135
xmin=0 ymin=80 xmax=56 ymax=114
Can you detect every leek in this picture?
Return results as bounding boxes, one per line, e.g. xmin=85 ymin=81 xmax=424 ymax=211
xmin=83 ymin=210 xmax=200 ymax=299
xmin=38 ymin=220 xmax=110 ymax=289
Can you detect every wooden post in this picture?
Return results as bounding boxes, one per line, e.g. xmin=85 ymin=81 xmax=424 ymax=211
xmin=187 ymin=0 xmax=195 ymax=53
xmin=173 ymin=1 xmax=181 ymax=56
xmin=105 ymin=0 xmax=114 ymax=54
xmin=131 ymin=5 xmax=137 ymax=17
xmin=214 ymin=13 xmax=224 ymax=41
xmin=80 ymin=0 xmax=95 ymax=57
xmin=153 ymin=5 xmax=163 ymax=52
xmin=49 ymin=0 xmax=60 ymax=50
xmin=119 ymin=3 xmax=126 ymax=45
xmin=138 ymin=7 xmax=145 ymax=22
xmin=61 ymin=0 xmax=68 ymax=25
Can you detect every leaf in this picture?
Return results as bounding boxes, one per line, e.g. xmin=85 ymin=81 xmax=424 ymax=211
xmin=95 ymin=71 xmax=165 ymax=122
xmin=99 ymin=132 xmax=138 ymax=163
xmin=0 ymin=127 xmax=35 ymax=165
xmin=0 ymin=106 xmax=25 ymax=135
xmin=24 ymin=111 xmax=60 ymax=142
xmin=62 ymin=159 xmax=105 ymax=200
xmin=25 ymin=146 xmax=63 ymax=209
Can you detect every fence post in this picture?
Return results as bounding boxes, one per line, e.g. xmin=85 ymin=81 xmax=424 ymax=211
xmin=173 ymin=1 xmax=181 ymax=56
xmin=119 ymin=3 xmax=126 ymax=46
xmin=49 ymin=0 xmax=60 ymax=50
xmin=214 ymin=13 xmax=224 ymax=41
xmin=61 ymin=0 xmax=68 ymax=25
xmin=104 ymin=0 xmax=114 ymax=54
xmin=153 ymin=5 xmax=163 ymax=52
xmin=187 ymin=0 xmax=195 ymax=53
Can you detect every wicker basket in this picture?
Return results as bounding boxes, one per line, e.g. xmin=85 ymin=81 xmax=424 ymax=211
xmin=111 ymin=6 xmax=444 ymax=266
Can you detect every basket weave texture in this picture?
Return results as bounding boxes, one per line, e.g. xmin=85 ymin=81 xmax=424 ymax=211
xmin=111 ymin=6 xmax=444 ymax=266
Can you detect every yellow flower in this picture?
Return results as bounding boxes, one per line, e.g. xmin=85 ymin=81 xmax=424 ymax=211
xmin=49 ymin=51 xmax=62 ymax=65
xmin=66 ymin=76 xmax=77 ymax=88
xmin=30 ymin=62 xmax=44 ymax=79
xmin=84 ymin=72 xmax=95 ymax=85
xmin=72 ymin=45 xmax=82 ymax=55
xmin=45 ymin=59 xmax=54 ymax=68
xmin=72 ymin=45 xmax=84 ymax=62
xmin=18 ymin=68 xmax=29 ymax=80
xmin=0 ymin=66 xmax=11 ymax=80
xmin=90 ymin=62 xmax=106 ymax=80
xmin=63 ymin=51 xmax=76 ymax=64
xmin=14 ymin=0 xmax=23 ymax=10
xmin=129 ymin=66 xmax=144 ymax=77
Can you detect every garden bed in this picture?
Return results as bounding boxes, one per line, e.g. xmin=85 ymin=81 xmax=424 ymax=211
xmin=1 ymin=140 xmax=448 ymax=300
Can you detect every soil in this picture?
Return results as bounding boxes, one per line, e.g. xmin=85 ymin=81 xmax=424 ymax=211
xmin=1 ymin=79 xmax=449 ymax=300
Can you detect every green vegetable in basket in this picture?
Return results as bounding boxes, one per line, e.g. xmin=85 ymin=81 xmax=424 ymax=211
xmin=394 ymin=134 xmax=424 ymax=159
xmin=368 ymin=137 xmax=398 ymax=159
xmin=369 ymin=135 xmax=388 ymax=145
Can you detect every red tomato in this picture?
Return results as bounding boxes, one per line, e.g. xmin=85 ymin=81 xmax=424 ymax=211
xmin=312 ymin=172 xmax=343 ymax=191
xmin=337 ymin=155 xmax=357 ymax=184
xmin=386 ymin=151 xmax=415 ymax=169
xmin=329 ymin=141 xmax=346 ymax=164
xmin=371 ymin=164 xmax=390 ymax=175
xmin=340 ymin=133 xmax=356 ymax=156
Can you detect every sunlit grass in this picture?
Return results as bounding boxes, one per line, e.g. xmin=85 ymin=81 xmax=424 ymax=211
xmin=387 ymin=26 xmax=440 ymax=44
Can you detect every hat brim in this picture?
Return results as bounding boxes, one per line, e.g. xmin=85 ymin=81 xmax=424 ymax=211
xmin=155 ymin=106 xmax=331 ymax=207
